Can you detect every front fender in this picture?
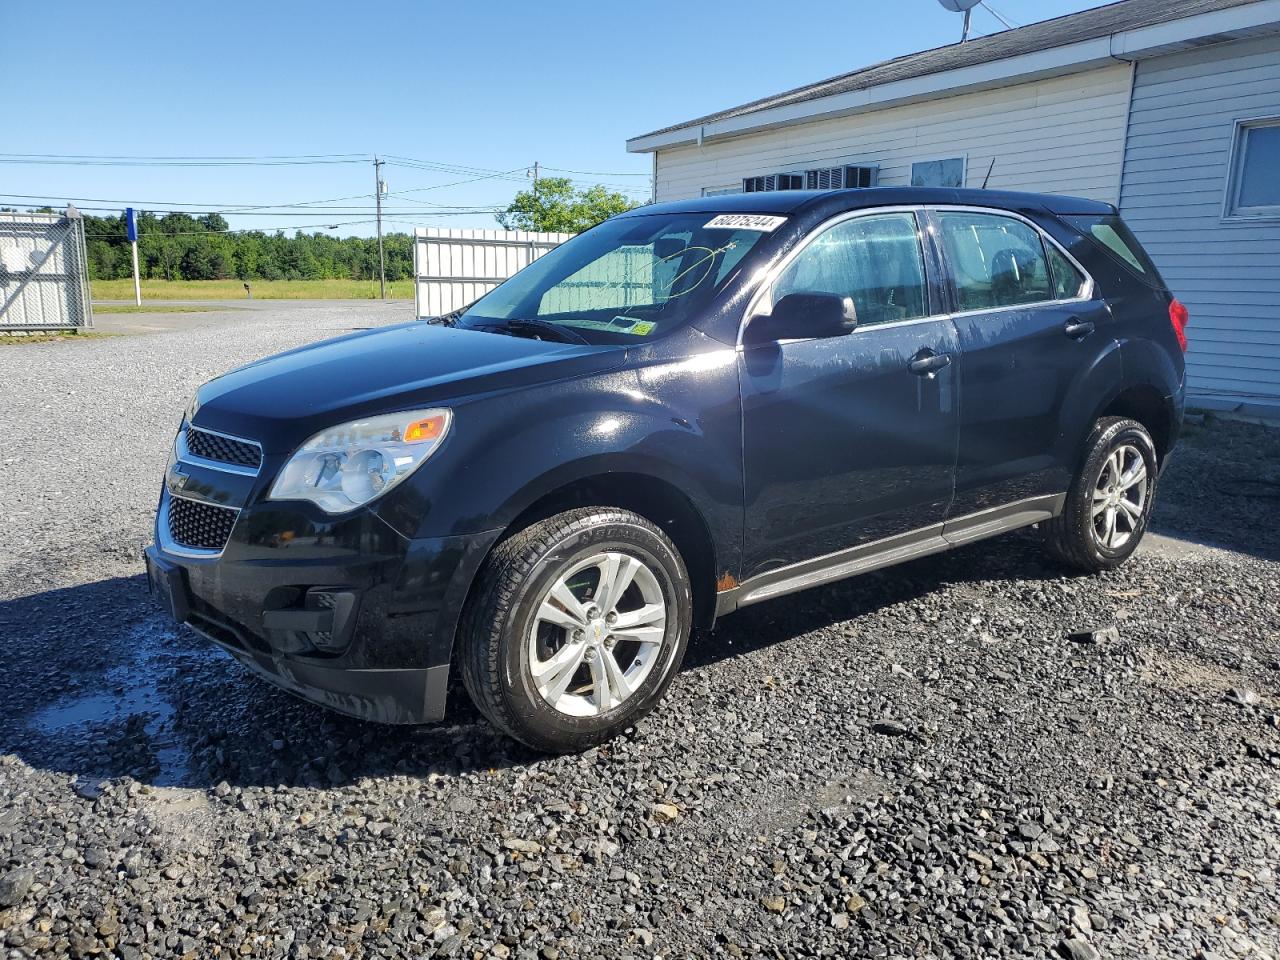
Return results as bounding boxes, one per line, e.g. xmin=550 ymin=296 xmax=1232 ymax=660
xmin=374 ymin=356 xmax=744 ymax=570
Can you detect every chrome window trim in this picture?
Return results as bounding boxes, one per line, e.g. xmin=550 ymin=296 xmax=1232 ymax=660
xmin=927 ymin=204 xmax=1097 ymax=309
xmin=178 ymin=424 xmax=263 ymax=477
xmin=157 ymin=492 xmax=240 ymax=560
xmin=736 ymin=205 xmax=932 ymax=348
xmin=735 ymin=203 xmax=1101 ymax=348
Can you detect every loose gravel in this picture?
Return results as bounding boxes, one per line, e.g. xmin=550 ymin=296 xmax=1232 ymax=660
xmin=1 ymin=306 xmax=1278 ymax=959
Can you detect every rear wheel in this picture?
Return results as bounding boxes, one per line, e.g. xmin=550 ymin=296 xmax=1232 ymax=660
xmin=460 ymin=507 xmax=691 ymax=753
xmin=1044 ymin=417 xmax=1158 ymax=572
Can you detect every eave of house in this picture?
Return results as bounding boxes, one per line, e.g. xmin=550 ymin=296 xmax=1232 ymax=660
xmin=626 ymin=0 xmax=1280 ymax=154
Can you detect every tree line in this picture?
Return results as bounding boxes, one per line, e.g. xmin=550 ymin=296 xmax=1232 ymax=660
xmin=79 ymin=211 xmax=414 ymax=283
xmin=12 ymin=178 xmax=640 ymax=284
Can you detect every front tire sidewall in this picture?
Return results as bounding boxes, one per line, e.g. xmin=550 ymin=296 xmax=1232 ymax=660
xmin=500 ymin=521 xmax=690 ymax=749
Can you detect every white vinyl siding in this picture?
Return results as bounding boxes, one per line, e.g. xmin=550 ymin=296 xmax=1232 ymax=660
xmin=1119 ymin=34 xmax=1280 ymax=408
xmin=654 ymin=65 xmax=1133 ymax=205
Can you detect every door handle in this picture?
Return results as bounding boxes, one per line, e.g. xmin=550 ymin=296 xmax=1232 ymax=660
xmin=1064 ymin=317 xmax=1095 ymax=339
xmin=908 ymin=351 xmax=952 ymax=377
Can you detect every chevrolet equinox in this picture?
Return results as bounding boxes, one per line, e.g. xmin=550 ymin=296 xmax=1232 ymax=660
xmin=146 ymin=187 xmax=1187 ymax=753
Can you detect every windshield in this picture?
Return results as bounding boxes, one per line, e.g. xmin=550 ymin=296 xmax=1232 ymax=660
xmin=454 ymin=212 xmax=780 ymax=344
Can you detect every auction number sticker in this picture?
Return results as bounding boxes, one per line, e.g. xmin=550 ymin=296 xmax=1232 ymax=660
xmin=703 ymin=214 xmax=787 ymax=232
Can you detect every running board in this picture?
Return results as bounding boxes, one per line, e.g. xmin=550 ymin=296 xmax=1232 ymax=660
xmin=716 ymin=493 xmax=1065 ymax=616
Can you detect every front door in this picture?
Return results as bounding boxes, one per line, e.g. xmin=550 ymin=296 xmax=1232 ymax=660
xmin=740 ymin=210 xmax=960 ymax=580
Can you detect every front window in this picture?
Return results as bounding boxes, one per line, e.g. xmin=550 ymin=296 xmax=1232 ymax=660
xmin=771 ymin=212 xmax=929 ymax=326
xmin=456 ymin=213 xmax=776 ymax=344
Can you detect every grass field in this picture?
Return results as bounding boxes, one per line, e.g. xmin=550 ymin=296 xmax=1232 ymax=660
xmin=93 ymin=304 xmax=219 ymax=315
xmin=91 ymin=278 xmax=416 ymax=301
xmin=0 ymin=330 xmax=117 ymax=345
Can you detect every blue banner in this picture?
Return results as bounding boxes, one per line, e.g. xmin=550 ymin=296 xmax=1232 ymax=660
xmin=125 ymin=207 xmax=137 ymax=242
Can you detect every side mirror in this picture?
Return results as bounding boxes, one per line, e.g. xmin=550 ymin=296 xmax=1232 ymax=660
xmin=743 ymin=292 xmax=858 ymax=344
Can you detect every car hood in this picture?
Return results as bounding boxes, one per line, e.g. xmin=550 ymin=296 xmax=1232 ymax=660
xmin=191 ymin=322 xmax=625 ymax=451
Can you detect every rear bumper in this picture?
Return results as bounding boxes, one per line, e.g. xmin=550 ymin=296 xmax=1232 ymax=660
xmin=146 ymin=498 xmax=500 ymax=725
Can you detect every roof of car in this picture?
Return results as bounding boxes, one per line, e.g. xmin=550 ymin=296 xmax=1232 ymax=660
xmin=618 ymin=187 xmax=1115 ymax=220
xmin=634 ymin=0 xmax=1258 ymax=140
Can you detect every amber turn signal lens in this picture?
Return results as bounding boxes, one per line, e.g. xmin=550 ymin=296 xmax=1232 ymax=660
xmin=403 ymin=416 xmax=445 ymax=443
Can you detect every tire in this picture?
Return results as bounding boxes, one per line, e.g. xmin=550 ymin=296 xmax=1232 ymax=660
xmin=459 ymin=507 xmax=692 ymax=753
xmin=1044 ymin=417 xmax=1158 ymax=573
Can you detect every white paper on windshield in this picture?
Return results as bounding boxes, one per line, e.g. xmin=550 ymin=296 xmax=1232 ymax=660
xmin=703 ymin=214 xmax=787 ymax=232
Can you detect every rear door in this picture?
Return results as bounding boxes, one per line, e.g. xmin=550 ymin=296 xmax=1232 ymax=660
xmin=927 ymin=207 xmax=1116 ymax=518
xmin=739 ymin=209 xmax=960 ymax=578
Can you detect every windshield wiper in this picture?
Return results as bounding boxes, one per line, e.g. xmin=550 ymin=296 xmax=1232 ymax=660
xmin=502 ymin=318 xmax=592 ymax=345
xmin=427 ymin=308 xmax=463 ymax=327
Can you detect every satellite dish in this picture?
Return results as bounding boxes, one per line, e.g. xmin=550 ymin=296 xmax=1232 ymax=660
xmin=938 ymin=0 xmax=984 ymax=41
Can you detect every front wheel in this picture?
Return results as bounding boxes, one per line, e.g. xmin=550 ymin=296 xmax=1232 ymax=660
xmin=459 ymin=507 xmax=692 ymax=753
xmin=1044 ymin=417 xmax=1158 ymax=573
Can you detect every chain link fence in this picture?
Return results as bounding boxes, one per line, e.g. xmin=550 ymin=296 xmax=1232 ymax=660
xmin=0 ymin=212 xmax=94 ymax=331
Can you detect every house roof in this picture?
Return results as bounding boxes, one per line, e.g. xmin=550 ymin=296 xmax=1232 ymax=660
xmin=632 ymin=0 xmax=1263 ymax=143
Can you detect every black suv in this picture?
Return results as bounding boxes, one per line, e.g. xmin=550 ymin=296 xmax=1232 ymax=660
xmin=146 ymin=188 xmax=1187 ymax=752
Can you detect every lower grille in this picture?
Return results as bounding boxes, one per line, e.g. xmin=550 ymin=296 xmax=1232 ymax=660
xmin=168 ymin=496 xmax=239 ymax=551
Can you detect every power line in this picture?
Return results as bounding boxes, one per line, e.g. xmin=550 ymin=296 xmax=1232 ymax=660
xmin=0 ymin=152 xmax=368 ymax=160
xmin=540 ymin=164 xmax=649 ymax=177
xmin=85 ymin=219 xmax=380 ymax=237
xmin=0 ymin=193 xmax=502 ymax=216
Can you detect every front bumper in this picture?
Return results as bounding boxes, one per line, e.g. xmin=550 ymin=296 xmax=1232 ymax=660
xmin=147 ymin=491 xmax=499 ymax=725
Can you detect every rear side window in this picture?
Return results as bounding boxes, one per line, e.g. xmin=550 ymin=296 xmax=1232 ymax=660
xmin=936 ymin=212 xmax=1052 ymax=311
xmin=1064 ymin=215 xmax=1162 ymax=281
xmin=772 ymin=212 xmax=928 ymax=327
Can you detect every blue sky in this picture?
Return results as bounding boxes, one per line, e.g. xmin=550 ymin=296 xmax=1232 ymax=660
xmin=2 ymin=0 xmax=1103 ymax=234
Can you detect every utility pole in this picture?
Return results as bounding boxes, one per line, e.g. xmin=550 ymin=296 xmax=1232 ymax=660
xmin=374 ymin=156 xmax=386 ymax=300
xmin=532 ymin=160 xmax=539 ymax=192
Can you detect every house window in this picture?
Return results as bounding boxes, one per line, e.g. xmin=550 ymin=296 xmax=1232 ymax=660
xmin=911 ymin=157 xmax=966 ymax=189
xmin=1226 ymin=117 xmax=1280 ymax=219
xmin=702 ymin=185 xmax=742 ymax=197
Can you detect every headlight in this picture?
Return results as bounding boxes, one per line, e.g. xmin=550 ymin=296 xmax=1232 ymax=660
xmin=268 ymin=409 xmax=452 ymax=514
xmin=184 ymin=390 xmax=201 ymax=425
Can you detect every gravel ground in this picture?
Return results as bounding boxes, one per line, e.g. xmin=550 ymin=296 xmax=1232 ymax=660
xmin=1 ymin=306 xmax=1278 ymax=960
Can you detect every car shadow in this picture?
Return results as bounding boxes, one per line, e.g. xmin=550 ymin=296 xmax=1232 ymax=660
xmin=685 ymin=531 xmax=1061 ymax=670
xmin=0 ymin=575 xmax=535 ymax=792
xmin=1151 ymin=417 xmax=1280 ymax=562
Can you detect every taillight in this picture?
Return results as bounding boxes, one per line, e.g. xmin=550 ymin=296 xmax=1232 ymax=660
xmin=1169 ymin=299 xmax=1189 ymax=353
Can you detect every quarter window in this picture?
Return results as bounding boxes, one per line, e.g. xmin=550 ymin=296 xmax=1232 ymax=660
xmin=937 ymin=212 xmax=1052 ymax=311
xmin=771 ymin=213 xmax=928 ymax=327
xmin=1046 ymin=244 xmax=1088 ymax=300
xmin=1226 ymin=118 xmax=1280 ymax=218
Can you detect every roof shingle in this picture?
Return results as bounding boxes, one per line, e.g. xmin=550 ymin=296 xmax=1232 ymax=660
xmin=635 ymin=0 xmax=1261 ymax=140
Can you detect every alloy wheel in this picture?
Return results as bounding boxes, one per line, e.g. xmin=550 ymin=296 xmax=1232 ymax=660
xmin=1091 ymin=443 xmax=1148 ymax=550
xmin=527 ymin=551 xmax=667 ymax=717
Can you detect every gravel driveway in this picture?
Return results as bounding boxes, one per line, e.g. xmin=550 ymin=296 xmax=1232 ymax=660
xmin=1 ymin=304 xmax=1278 ymax=960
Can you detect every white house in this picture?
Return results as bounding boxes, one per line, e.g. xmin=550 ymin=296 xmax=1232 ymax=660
xmin=626 ymin=0 xmax=1280 ymax=415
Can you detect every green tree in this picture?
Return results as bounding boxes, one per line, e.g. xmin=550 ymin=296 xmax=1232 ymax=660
xmin=496 ymin=177 xmax=639 ymax=233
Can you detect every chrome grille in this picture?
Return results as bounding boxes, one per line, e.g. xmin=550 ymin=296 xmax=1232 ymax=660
xmin=168 ymin=497 xmax=239 ymax=552
xmin=185 ymin=426 xmax=261 ymax=470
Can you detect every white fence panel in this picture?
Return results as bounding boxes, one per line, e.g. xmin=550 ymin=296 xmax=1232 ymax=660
xmin=413 ymin=228 xmax=573 ymax=319
xmin=0 ymin=212 xmax=93 ymax=331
